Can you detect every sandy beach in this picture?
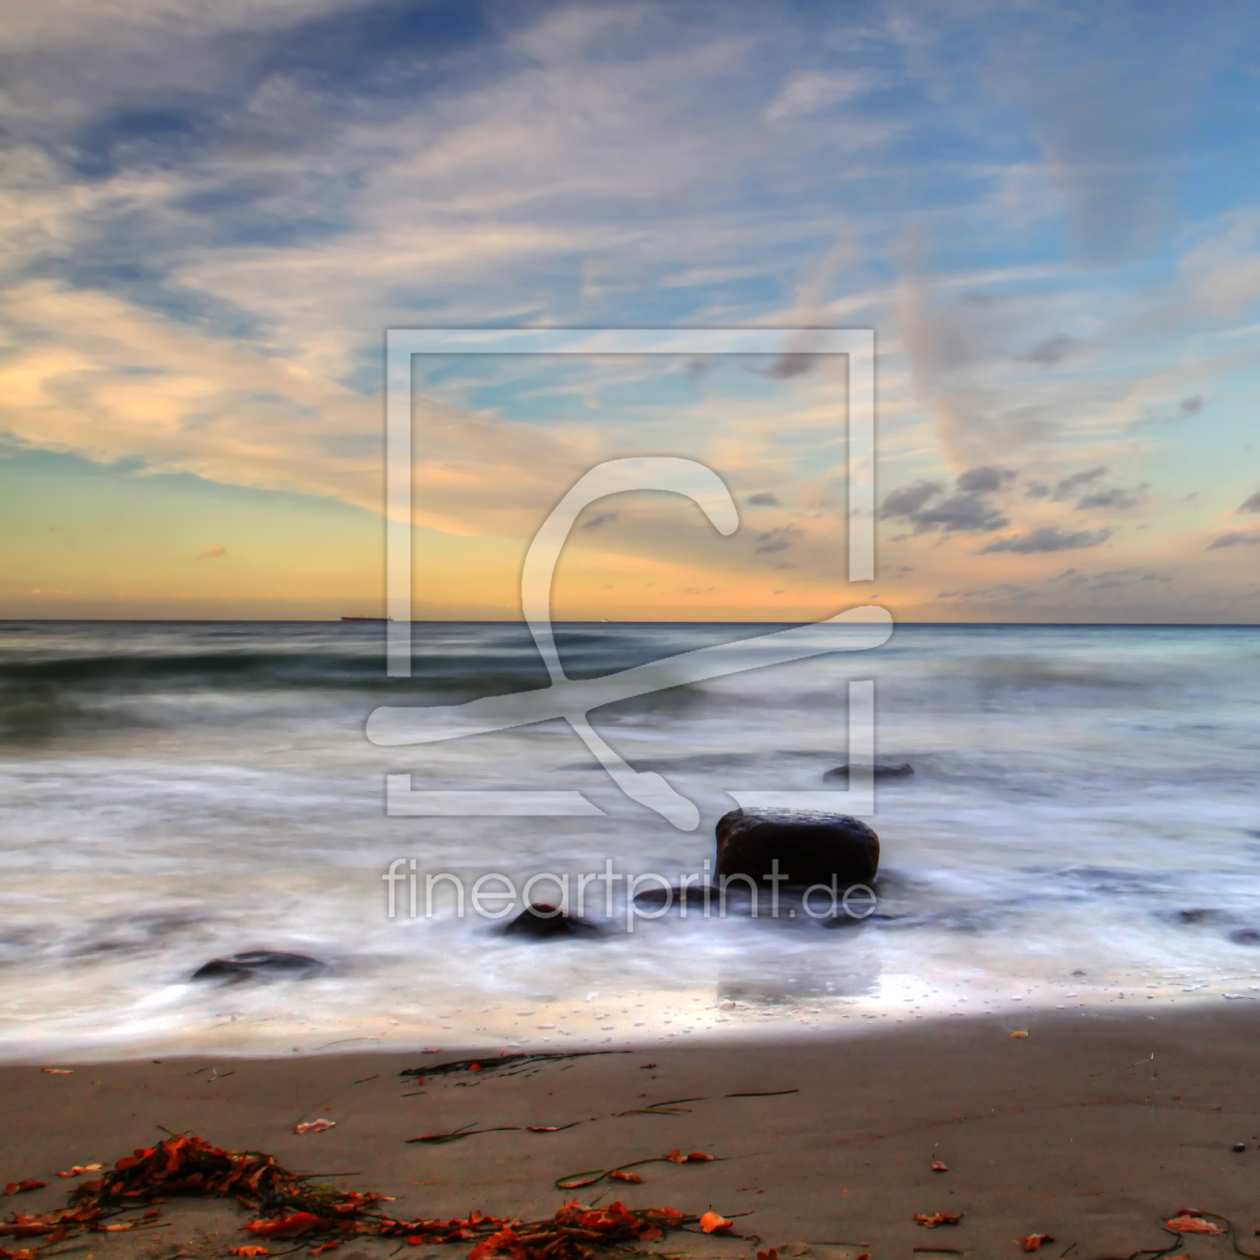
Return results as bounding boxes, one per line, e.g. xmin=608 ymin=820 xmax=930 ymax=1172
xmin=5 ymin=1002 xmax=1260 ymax=1259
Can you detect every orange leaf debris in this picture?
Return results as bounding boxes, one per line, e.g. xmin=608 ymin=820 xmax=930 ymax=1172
xmin=293 ymin=1120 xmax=335 ymax=1135
xmin=0 ymin=1129 xmax=704 ymax=1259
xmin=1020 ymin=1234 xmax=1056 ymax=1251
xmin=1165 ymin=1216 xmax=1224 ymax=1234
xmin=699 ymin=1212 xmax=732 ymax=1234
xmin=914 ymin=1212 xmax=963 ymax=1228
xmin=246 ymin=1212 xmax=328 ymax=1239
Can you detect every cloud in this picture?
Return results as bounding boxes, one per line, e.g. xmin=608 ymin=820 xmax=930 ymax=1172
xmin=1208 ymin=530 xmax=1260 ymax=550
xmin=764 ymin=70 xmax=875 ymax=124
xmin=912 ymin=493 xmax=1009 ymax=534
xmin=880 ymin=468 xmax=1009 ymax=534
xmin=955 ymin=465 xmax=1015 ymax=493
xmin=1076 ymin=486 xmax=1143 ymax=510
xmin=581 ymin=511 xmax=619 ymax=530
xmin=755 ymin=528 xmax=795 ymax=554
xmin=1240 ymin=491 xmax=1260 ymax=513
xmin=747 ymin=491 xmax=781 ymax=506
xmin=978 ymin=525 xmax=1113 ymax=554
xmin=1022 ymin=468 xmax=1142 ymax=511
xmin=196 ymin=545 xmax=226 ymax=560
xmin=1179 ymin=395 xmax=1204 ymax=414
xmin=1085 ymin=567 xmax=1173 ymax=590
xmin=755 ymin=352 xmax=819 ymax=379
xmin=1050 ymin=465 xmax=1107 ymax=500
xmin=962 ymin=5 xmax=1231 ymax=267
xmin=0 ymin=280 xmax=604 ymax=539
xmin=880 ymin=480 xmax=944 ymax=518
xmin=1017 ymin=334 xmax=1078 ymax=365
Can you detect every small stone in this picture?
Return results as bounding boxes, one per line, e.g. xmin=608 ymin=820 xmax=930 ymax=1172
xmin=823 ymin=762 xmax=914 ymax=782
xmin=191 ymin=950 xmax=325 ymax=982
xmin=503 ymin=903 xmax=600 ymax=940
xmin=1234 ymin=1142 xmax=1247 ymax=1152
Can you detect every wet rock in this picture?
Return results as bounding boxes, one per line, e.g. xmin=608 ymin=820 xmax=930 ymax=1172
xmin=1173 ymin=908 xmax=1234 ymax=925
xmin=633 ymin=884 xmax=715 ymax=908
xmin=821 ymin=911 xmax=894 ymax=930
xmin=502 ymin=903 xmax=600 ymax=939
xmin=715 ymin=806 xmax=879 ymax=888
xmin=823 ymin=761 xmax=914 ymax=782
xmin=191 ymin=950 xmax=326 ymax=982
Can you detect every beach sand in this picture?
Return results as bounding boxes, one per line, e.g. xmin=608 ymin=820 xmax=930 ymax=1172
xmin=5 ymin=1003 xmax=1260 ymax=1259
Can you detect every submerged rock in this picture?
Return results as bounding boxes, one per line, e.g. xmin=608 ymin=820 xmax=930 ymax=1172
xmin=191 ymin=950 xmax=326 ymax=982
xmin=632 ymin=884 xmax=715 ymax=908
xmin=821 ymin=911 xmax=896 ymax=930
xmin=823 ymin=762 xmax=914 ymax=782
xmin=1171 ymin=908 xmax=1234 ymax=926
xmin=502 ymin=902 xmax=600 ymax=940
xmin=715 ymin=806 xmax=879 ymax=888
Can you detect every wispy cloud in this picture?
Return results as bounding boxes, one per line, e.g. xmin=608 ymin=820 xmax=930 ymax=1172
xmin=978 ymin=525 xmax=1113 ymax=555
xmin=1208 ymin=530 xmax=1260 ymax=550
xmin=765 ymin=70 xmax=880 ymax=124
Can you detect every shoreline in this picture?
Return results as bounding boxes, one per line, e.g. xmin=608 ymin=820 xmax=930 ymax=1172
xmin=3 ymin=979 xmax=1258 ymax=1067
xmin=5 ymin=1003 xmax=1260 ymax=1257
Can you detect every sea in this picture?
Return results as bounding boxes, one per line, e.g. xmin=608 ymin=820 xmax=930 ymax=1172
xmin=2 ymin=618 xmax=1259 ymax=1063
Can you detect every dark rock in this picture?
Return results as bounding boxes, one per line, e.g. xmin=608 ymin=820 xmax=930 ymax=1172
xmin=1173 ymin=908 xmax=1233 ymax=925
xmin=191 ymin=950 xmax=325 ymax=982
xmin=502 ymin=903 xmax=600 ymax=940
xmin=823 ymin=762 xmax=914 ymax=782
xmin=821 ymin=911 xmax=893 ymax=930
xmin=633 ymin=884 xmax=716 ymax=908
xmin=715 ymin=807 xmax=879 ymax=888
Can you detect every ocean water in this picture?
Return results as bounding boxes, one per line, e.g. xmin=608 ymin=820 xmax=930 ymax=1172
xmin=2 ymin=618 xmax=1260 ymax=1062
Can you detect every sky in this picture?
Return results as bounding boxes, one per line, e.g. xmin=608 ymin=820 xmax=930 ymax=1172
xmin=2 ymin=0 xmax=1260 ymax=622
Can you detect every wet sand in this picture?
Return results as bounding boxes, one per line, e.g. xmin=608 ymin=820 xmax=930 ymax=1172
xmin=4 ymin=1003 xmax=1260 ymax=1258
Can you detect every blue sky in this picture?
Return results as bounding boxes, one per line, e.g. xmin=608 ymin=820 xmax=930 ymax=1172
xmin=2 ymin=0 xmax=1260 ymax=620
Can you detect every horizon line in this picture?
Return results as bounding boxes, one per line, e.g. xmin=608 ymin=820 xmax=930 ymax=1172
xmin=1 ymin=617 xmax=1257 ymax=629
